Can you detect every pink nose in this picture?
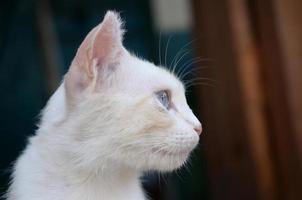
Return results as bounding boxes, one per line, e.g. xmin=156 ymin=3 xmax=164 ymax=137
xmin=194 ymin=125 xmax=202 ymax=135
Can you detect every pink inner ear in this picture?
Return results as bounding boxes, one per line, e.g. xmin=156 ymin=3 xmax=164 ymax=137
xmin=75 ymin=11 xmax=124 ymax=77
xmin=92 ymin=12 xmax=124 ymax=68
xmin=65 ymin=11 xmax=124 ymax=99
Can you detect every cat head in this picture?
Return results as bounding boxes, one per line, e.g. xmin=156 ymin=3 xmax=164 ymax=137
xmin=63 ymin=11 xmax=202 ymax=172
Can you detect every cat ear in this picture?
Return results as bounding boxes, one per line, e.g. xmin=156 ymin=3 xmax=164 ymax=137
xmin=65 ymin=11 xmax=124 ymax=100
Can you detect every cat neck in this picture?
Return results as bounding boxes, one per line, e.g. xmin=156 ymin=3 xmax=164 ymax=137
xmin=64 ymin=165 xmax=143 ymax=200
xmin=24 ymin=140 xmax=145 ymax=200
xmin=31 ymin=128 xmax=145 ymax=200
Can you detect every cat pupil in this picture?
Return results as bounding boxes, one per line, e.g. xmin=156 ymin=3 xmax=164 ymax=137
xmin=157 ymin=90 xmax=170 ymax=109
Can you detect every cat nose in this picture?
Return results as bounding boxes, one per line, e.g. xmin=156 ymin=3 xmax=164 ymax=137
xmin=194 ymin=124 xmax=202 ymax=136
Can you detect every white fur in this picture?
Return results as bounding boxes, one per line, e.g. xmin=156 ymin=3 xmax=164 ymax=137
xmin=6 ymin=11 xmax=201 ymax=200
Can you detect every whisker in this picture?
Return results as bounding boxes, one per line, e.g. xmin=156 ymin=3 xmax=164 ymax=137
xmin=177 ymin=57 xmax=213 ymax=79
xmin=170 ymin=48 xmax=190 ymax=72
xmin=165 ymin=35 xmax=173 ymax=68
xmin=179 ymin=65 xmax=211 ymax=80
xmin=185 ymin=81 xmax=217 ymax=89
xmin=158 ymin=30 xmax=162 ymax=66
xmin=171 ymin=51 xmax=190 ymax=74
xmin=169 ymin=38 xmax=197 ymax=71
xmin=184 ymin=77 xmax=218 ymax=89
xmin=184 ymin=77 xmax=217 ymax=85
xmin=177 ymin=57 xmax=204 ymax=79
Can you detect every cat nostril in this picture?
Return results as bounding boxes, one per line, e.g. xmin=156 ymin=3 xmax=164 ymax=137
xmin=194 ymin=125 xmax=202 ymax=136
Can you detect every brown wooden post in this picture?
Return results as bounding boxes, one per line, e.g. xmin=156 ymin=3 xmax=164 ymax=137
xmin=252 ymin=0 xmax=302 ymax=199
xmin=191 ymin=0 xmax=260 ymax=199
xmin=227 ymin=0 xmax=277 ymax=199
xmin=191 ymin=0 xmax=302 ymax=199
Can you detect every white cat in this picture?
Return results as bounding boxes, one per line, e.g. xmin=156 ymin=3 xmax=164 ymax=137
xmin=6 ymin=11 xmax=202 ymax=200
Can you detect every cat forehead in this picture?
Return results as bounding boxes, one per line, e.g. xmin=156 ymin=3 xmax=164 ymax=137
xmin=120 ymin=55 xmax=185 ymax=94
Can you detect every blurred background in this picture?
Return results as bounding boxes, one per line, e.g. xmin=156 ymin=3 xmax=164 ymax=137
xmin=0 ymin=0 xmax=302 ymax=199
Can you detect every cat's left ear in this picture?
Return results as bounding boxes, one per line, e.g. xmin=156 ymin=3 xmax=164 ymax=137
xmin=65 ymin=11 xmax=124 ymax=99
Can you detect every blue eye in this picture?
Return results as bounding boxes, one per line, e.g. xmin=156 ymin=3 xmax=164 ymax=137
xmin=156 ymin=90 xmax=170 ymax=109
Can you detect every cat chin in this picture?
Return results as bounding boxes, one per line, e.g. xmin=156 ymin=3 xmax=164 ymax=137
xmin=135 ymin=150 xmax=191 ymax=172
xmin=149 ymin=156 xmax=189 ymax=172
